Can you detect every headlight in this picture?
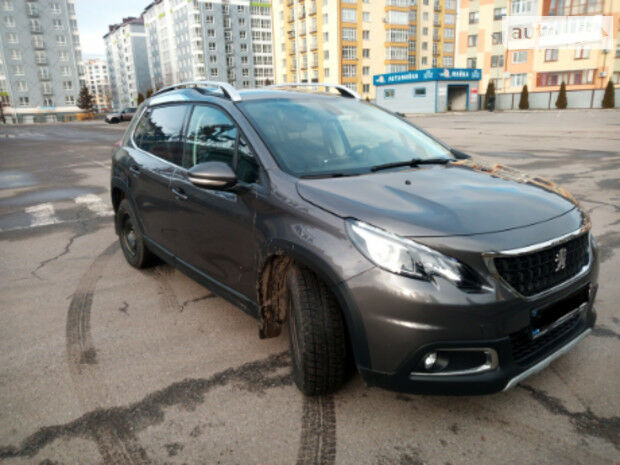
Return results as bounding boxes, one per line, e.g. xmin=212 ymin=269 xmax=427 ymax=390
xmin=346 ymin=219 xmax=486 ymax=290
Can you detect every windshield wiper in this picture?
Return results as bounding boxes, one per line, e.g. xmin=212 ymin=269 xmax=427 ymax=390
xmin=300 ymin=172 xmax=360 ymax=179
xmin=370 ymin=157 xmax=452 ymax=173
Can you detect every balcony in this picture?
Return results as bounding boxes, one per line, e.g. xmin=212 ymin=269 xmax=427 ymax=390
xmin=434 ymin=4 xmax=441 ymax=12
xmin=32 ymin=40 xmax=45 ymax=49
xmin=27 ymin=7 xmax=40 ymax=17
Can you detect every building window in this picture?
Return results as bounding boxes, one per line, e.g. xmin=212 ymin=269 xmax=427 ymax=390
xmin=468 ymin=35 xmax=478 ymax=47
xmin=537 ymin=69 xmax=595 ymax=86
xmin=469 ymin=11 xmax=479 ymax=24
xmin=511 ymin=0 xmax=533 ymax=15
xmin=342 ymin=64 xmax=357 ymax=77
xmin=363 ymin=48 xmax=369 ymax=58
xmin=342 ymin=27 xmax=356 ymax=41
xmin=444 ymin=13 xmax=455 ymax=25
xmin=341 ymin=8 xmax=356 ymax=22
xmin=494 ymin=7 xmax=507 ymax=20
xmin=492 ymin=32 xmax=503 ymax=45
xmin=466 ymin=57 xmax=477 ymax=68
xmin=545 ymin=49 xmax=558 ymax=61
xmin=19 ymin=96 xmax=29 ymax=106
xmin=512 ymin=50 xmax=527 ymax=63
xmin=511 ymin=73 xmax=527 ymax=87
xmin=65 ymin=95 xmax=75 ymax=105
xmin=210 ymin=68 xmax=218 ymax=77
xmin=363 ymin=30 xmax=369 ymax=40
xmin=444 ymin=28 xmax=454 ymax=39
xmin=362 ymin=66 xmax=370 ymax=75
xmin=363 ymin=84 xmax=370 ymax=93
xmin=444 ymin=42 xmax=454 ymax=53
xmin=13 ymin=65 xmax=23 ymax=75
xmin=53 ymin=19 xmax=63 ymax=30
xmin=63 ymin=81 xmax=73 ymax=90
xmin=414 ymin=87 xmax=426 ymax=97
xmin=9 ymin=49 xmax=21 ymax=60
xmin=443 ymin=56 xmax=454 ymax=67
xmin=421 ymin=57 xmax=427 ymax=65
xmin=363 ymin=12 xmax=370 ymax=22
xmin=342 ymin=46 xmax=357 ymax=60
xmin=384 ymin=89 xmax=395 ymax=99
xmin=4 ymin=15 xmax=15 ymax=27
xmin=491 ymin=55 xmax=504 ymax=67
xmin=574 ymin=47 xmax=590 ymax=59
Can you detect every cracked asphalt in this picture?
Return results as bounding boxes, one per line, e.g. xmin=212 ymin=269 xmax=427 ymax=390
xmin=0 ymin=111 xmax=619 ymax=465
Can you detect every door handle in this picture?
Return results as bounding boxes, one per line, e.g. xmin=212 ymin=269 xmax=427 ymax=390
xmin=129 ymin=165 xmax=141 ymax=176
xmin=171 ymin=187 xmax=188 ymax=201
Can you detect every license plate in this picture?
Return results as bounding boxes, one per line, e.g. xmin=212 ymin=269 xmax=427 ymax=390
xmin=530 ymin=286 xmax=589 ymax=340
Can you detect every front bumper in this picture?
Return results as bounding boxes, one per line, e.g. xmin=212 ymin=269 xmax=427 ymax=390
xmin=336 ymin=248 xmax=598 ymax=395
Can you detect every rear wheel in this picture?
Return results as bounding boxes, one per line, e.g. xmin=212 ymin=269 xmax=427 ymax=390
xmin=116 ymin=199 xmax=155 ymax=268
xmin=287 ymin=265 xmax=347 ymax=395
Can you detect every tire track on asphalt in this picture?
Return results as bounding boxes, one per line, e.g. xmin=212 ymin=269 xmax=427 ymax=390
xmin=65 ymin=241 xmax=153 ymax=465
xmin=296 ymin=395 xmax=337 ymax=465
xmin=0 ymin=352 xmax=292 ymax=461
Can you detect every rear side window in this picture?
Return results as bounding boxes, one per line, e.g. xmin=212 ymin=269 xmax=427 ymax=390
xmin=183 ymin=105 xmax=237 ymax=170
xmin=133 ymin=105 xmax=188 ymax=165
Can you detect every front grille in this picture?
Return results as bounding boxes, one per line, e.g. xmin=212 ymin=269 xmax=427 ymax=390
xmin=510 ymin=313 xmax=582 ymax=365
xmin=494 ymin=233 xmax=589 ymax=296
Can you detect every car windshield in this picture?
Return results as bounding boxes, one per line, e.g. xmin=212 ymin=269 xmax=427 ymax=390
xmin=240 ymin=97 xmax=452 ymax=177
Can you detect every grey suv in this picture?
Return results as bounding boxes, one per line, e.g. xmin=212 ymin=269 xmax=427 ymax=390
xmin=111 ymin=82 xmax=598 ymax=395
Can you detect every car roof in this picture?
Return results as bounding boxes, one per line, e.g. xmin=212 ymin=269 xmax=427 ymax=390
xmin=147 ymin=87 xmax=352 ymax=107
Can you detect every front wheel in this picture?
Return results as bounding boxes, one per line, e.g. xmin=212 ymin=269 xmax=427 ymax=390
xmin=116 ymin=199 xmax=155 ymax=269
xmin=287 ymin=266 xmax=347 ymax=395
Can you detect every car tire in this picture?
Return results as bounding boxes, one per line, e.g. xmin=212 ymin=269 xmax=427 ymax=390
xmin=116 ymin=199 xmax=155 ymax=269
xmin=287 ymin=265 xmax=347 ymax=395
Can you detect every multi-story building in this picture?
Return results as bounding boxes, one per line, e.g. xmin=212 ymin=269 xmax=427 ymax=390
xmin=456 ymin=0 xmax=620 ymax=95
xmin=83 ymin=58 xmax=111 ymax=112
xmin=142 ymin=0 xmax=274 ymax=90
xmin=0 ymin=0 xmax=82 ymax=123
xmin=104 ymin=17 xmax=150 ymax=109
xmin=272 ymin=0 xmax=456 ymax=100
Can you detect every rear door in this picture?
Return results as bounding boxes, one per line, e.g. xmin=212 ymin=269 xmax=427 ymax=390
xmin=129 ymin=104 xmax=189 ymax=248
xmin=169 ymin=104 xmax=262 ymax=300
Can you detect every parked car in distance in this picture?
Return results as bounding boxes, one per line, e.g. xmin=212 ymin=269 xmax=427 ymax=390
xmin=111 ymin=81 xmax=598 ymax=396
xmin=105 ymin=107 xmax=137 ymax=124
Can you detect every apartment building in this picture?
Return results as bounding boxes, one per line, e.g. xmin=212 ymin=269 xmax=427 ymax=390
xmin=272 ymin=0 xmax=456 ymax=100
xmin=142 ymin=0 xmax=274 ymax=90
xmin=83 ymin=58 xmax=111 ymax=112
xmin=104 ymin=17 xmax=150 ymax=109
xmin=0 ymin=0 xmax=82 ymax=122
xmin=456 ymin=0 xmax=620 ymax=94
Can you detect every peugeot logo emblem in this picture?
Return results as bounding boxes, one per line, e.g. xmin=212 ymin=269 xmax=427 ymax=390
xmin=554 ymin=247 xmax=567 ymax=272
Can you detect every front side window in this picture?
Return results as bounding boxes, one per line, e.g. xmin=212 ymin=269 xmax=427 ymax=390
xmin=133 ymin=105 xmax=188 ymax=165
xmin=183 ymin=105 xmax=237 ymax=170
xmin=239 ymin=98 xmax=451 ymax=177
xmin=183 ymin=105 xmax=260 ymax=183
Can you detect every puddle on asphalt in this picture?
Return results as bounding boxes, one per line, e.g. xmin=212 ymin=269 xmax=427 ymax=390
xmin=0 ymin=170 xmax=38 ymax=189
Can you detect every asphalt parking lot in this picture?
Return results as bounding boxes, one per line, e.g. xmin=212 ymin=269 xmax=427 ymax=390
xmin=0 ymin=110 xmax=618 ymax=465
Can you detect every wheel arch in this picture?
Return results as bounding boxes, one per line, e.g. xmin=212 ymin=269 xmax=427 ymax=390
xmin=257 ymin=240 xmax=371 ymax=369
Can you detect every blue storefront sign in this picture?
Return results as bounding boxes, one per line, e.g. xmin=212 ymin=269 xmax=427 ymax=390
xmin=373 ymin=68 xmax=482 ymax=86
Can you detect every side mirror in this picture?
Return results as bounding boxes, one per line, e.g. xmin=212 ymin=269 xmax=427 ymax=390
xmin=450 ymin=148 xmax=471 ymax=160
xmin=188 ymin=161 xmax=237 ymax=189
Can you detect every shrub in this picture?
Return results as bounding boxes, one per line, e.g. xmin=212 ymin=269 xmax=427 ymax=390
xmin=555 ymin=81 xmax=567 ymax=109
xmin=137 ymin=93 xmax=145 ymax=104
xmin=518 ymin=85 xmax=529 ymax=110
xmin=602 ymin=80 xmax=615 ymax=108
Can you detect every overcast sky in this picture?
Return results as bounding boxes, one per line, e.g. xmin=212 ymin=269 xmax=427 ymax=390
xmin=75 ymin=0 xmax=151 ymax=59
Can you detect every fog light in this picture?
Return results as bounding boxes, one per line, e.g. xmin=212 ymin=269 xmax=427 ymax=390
xmin=424 ymin=352 xmax=438 ymax=370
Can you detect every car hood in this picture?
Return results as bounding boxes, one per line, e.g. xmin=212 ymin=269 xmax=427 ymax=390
xmin=106 ymin=113 xmax=121 ymax=118
xmin=296 ymin=159 xmax=580 ymax=237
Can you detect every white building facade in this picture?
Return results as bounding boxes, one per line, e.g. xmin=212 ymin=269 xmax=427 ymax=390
xmin=142 ymin=0 xmax=273 ymax=90
xmin=0 ymin=0 xmax=83 ymax=123
xmin=104 ymin=17 xmax=150 ymax=109
xmin=83 ymin=59 xmax=111 ymax=112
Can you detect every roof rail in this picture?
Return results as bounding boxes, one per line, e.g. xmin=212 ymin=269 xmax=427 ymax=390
xmin=152 ymin=81 xmax=242 ymax=102
xmin=267 ymin=83 xmax=361 ymax=100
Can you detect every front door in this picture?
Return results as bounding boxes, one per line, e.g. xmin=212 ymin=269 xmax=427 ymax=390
xmin=169 ymin=104 xmax=262 ymax=301
xmin=130 ymin=104 xmax=188 ymax=247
